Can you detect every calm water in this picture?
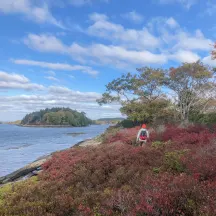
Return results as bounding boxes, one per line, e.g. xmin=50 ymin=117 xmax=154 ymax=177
xmin=0 ymin=124 xmax=109 ymax=177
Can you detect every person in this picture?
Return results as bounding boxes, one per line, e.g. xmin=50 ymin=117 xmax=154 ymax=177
xmin=136 ymin=124 xmax=149 ymax=147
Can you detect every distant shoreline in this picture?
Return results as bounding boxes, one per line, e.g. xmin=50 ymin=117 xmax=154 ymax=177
xmin=18 ymin=124 xmax=74 ymax=128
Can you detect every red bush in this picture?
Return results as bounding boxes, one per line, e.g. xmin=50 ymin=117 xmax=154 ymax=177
xmin=1 ymin=124 xmax=216 ymax=216
xmin=95 ymin=173 xmax=216 ymax=216
xmin=40 ymin=124 xmax=216 ymax=215
xmin=104 ymin=127 xmax=140 ymax=145
xmin=133 ymin=173 xmax=216 ymax=216
xmin=149 ymin=125 xmax=216 ymax=150
xmin=182 ymin=144 xmax=216 ymax=181
xmin=42 ymin=147 xmax=90 ymax=181
xmin=42 ymin=144 xmax=164 ymax=186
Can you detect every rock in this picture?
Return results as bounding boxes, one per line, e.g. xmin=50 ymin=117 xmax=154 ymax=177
xmin=78 ymin=140 xmax=101 ymax=147
xmin=66 ymin=132 xmax=86 ymax=137
xmin=0 ymin=156 xmax=51 ymax=185
xmin=31 ymin=170 xmax=42 ymax=176
xmin=0 ymin=138 xmax=100 ymax=185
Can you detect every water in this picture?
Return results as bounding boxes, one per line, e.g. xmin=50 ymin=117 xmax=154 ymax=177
xmin=0 ymin=124 xmax=109 ymax=177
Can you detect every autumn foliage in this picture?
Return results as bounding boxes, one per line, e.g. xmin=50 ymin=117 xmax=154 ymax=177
xmin=0 ymin=125 xmax=216 ymax=216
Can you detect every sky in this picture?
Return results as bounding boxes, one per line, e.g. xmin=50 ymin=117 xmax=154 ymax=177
xmin=0 ymin=0 xmax=216 ymax=121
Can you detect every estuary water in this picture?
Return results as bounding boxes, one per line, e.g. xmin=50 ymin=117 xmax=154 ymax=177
xmin=0 ymin=124 xmax=109 ymax=177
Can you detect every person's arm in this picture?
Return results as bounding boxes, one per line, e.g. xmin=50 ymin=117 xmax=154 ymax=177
xmin=136 ymin=129 xmax=141 ymax=142
xmin=146 ymin=130 xmax=150 ymax=138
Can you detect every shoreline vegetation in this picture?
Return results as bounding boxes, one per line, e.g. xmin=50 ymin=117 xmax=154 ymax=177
xmin=19 ymin=124 xmax=74 ymax=128
xmin=4 ymin=118 xmax=124 ymax=127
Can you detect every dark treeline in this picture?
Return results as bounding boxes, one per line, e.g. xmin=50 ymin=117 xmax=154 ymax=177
xmin=21 ymin=107 xmax=93 ymax=127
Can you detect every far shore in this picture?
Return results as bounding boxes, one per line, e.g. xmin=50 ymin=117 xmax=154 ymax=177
xmin=18 ymin=124 xmax=74 ymax=128
xmin=16 ymin=124 xmax=98 ymax=128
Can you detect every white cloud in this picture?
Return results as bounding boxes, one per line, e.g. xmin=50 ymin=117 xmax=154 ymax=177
xmin=12 ymin=59 xmax=99 ymax=75
xmin=122 ymin=11 xmax=144 ymax=24
xmin=24 ymin=34 xmax=67 ymax=53
xmin=48 ymin=86 xmax=72 ymax=94
xmin=88 ymin=13 xmax=160 ymax=50
xmin=0 ymin=88 xmax=122 ymax=121
xmin=0 ymin=71 xmax=122 ymax=120
xmin=89 ymin=12 xmax=108 ymax=21
xmin=74 ymin=43 xmax=167 ymax=65
xmin=88 ymin=15 xmax=208 ymax=64
xmin=22 ymin=18 xmax=213 ymax=68
xmin=45 ymin=76 xmax=60 ymax=82
xmin=158 ymin=0 xmax=198 ymax=9
xmin=174 ymin=30 xmax=213 ymax=51
xmin=166 ymin=17 xmax=179 ymax=28
xmin=30 ymin=5 xmax=64 ymax=28
xmin=0 ymin=82 xmax=45 ymax=91
xmin=23 ymin=34 xmax=167 ymax=67
xmin=0 ymin=71 xmax=29 ymax=83
xmin=0 ymin=71 xmax=45 ymax=91
xmin=147 ymin=17 xmax=212 ymax=52
xmin=48 ymin=86 xmax=101 ymax=99
xmin=146 ymin=17 xmax=181 ymax=46
xmin=68 ymin=43 xmax=167 ymax=66
xmin=0 ymin=0 xmax=64 ymax=28
xmin=171 ymin=50 xmax=200 ymax=63
xmin=203 ymin=55 xmax=216 ymax=67
xmin=0 ymin=0 xmax=30 ymax=13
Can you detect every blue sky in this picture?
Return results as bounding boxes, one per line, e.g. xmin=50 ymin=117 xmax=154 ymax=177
xmin=0 ymin=0 xmax=216 ymax=121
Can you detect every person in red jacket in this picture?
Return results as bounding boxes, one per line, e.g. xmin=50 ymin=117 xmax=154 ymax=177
xmin=136 ymin=124 xmax=149 ymax=147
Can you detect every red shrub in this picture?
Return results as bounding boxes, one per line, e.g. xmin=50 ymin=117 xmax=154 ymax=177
xmin=97 ymin=173 xmax=216 ymax=216
xmin=1 ymin=124 xmax=216 ymax=216
xmin=42 ymin=147 xmax=89 ymax=181
xmin=182 ymin=144 xmax=216 ymax=181
xmin=133 ymin=173 xmax=216 ymax=216
xmin=42 ymin=144 xmax=164 ymax=186
xmin=104 ymin=127 xmax=140 ymax=145
xmin=149 ymin=125 xmax=216 ymax=150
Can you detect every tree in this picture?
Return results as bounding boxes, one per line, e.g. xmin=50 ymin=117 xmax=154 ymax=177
xmin=97 ymin=67 xmax=172 ymax=124
xmin=120 ymin=99 xmax=176 ymax=125
xmin=98 ymin=63 xmax=215 ymax=125
xmin=167 ymin=61 xmax=215 ymax=124
xmin=21 ymin=108 xmax=92 ymax=126
xmin=97 ymin=67 xmax=167 ymax=105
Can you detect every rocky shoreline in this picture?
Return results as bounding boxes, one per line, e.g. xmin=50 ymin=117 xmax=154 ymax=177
xmin=0 ymin=138 xmax=101 ymax=185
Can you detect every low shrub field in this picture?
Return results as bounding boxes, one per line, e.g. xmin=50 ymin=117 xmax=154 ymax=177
xmin=0 ymin=125 xmax=216 ymax=216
